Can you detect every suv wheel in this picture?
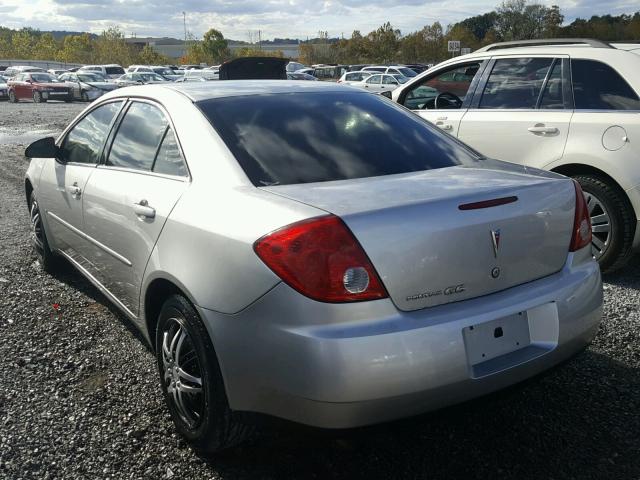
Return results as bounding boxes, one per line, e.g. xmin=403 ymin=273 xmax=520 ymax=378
xmin=574 ymin=175 xmax=634 ymax=273
xmin=29 ymin=191 xmax=60 ymax=273
xmin=8 ymin=90 xmax=17 ymax=103
xmin=156 ymin=294 xmax=254 ymax=455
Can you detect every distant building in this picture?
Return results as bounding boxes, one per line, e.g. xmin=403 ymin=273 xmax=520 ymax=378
xmin=125 ymin=36 xmax=301 ymax=61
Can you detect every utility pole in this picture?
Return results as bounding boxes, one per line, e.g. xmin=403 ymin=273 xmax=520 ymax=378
xmin=183 ymin=11 xmax=187 ymax=43
xmin=258 ymin=30 xmax=262 ymax=50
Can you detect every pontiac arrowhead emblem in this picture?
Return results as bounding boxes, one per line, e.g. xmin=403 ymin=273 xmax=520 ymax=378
xmin=490 ymin=229 xmax=501 ymax=258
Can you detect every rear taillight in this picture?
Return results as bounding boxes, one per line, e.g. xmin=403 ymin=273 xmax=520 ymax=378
xmin=254 ymin=215 xmax=388 ymax=302
xmin=569 ymin=180 xmax=592 ymax=252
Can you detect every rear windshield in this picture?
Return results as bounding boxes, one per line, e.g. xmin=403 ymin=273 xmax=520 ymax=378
xmin=106 ymin=66 xmax=125 ymax=75
xmin=197 ymin=91 xmax=479 ymax=186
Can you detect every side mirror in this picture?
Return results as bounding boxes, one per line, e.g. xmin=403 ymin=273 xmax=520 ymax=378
xmin=380 ymin=91 xmax=392 ymax=99
xmin=25 ymin=137 xmax=60 ymax=160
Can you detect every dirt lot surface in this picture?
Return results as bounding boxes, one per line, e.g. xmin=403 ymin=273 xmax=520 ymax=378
xmin=0 ymin=101 xmax=638 ymax=480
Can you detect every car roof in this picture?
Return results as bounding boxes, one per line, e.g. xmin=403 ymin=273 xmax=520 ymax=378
xmin=108 ymin=80 xmax=362 ymax=102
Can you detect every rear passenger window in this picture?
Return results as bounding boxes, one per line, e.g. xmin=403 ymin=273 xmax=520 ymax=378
xmin=480 ymin=58 xmax=554 ymax=109
xmin=571 ymin=59 xmax=640 ymax=110
xmin=539 ymin=61 xmax=566 ymax=109
xmin=153 ymin=127 xmax=188 ymax=177
xmin=107 ymin=102 xmax=168 ymax=171
xmin=61 ymin=101 xmax=122 ymax=164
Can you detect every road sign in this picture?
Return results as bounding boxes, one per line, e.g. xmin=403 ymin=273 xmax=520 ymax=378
xmin=447 ymin=40 xmax=460 ymax=52
xmin=460 ymin=47 xmax=471 ymax=55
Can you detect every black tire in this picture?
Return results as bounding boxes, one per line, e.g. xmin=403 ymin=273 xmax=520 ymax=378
xmin=33 ymin=91 xmax=46 ymax=103
xmin=8 ymin=90 xmax=17 ymax=103
xmin=29 ymin=191 xmax=60 ymax=273
xmin=574 ymin=175 xmax=635 ymax=273
xmin=81 ymin=91 xmax=89 ymax=102
xmin=155 ymin=294 xmax=253 ymax=456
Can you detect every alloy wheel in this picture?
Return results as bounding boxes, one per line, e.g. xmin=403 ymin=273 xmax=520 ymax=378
xmin=161 ymin=318 xmax=204 ymax=429
xmin=30 ymin=198 xmax=44 ymax=250
xmin=584 ymin=190 xmax=611 ymax=260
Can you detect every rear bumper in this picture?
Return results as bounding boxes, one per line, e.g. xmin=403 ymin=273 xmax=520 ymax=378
xmin=197 ymin=248 xmax=602 ymax=428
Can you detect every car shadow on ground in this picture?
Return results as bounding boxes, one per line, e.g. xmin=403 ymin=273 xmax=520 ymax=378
xmin=602 ymin=254 xmax=640 ymax=289
xmin=208 ymin=349 xmax=639 ymax=479
xmin=49 ymin=260 xmax=152 ymax=351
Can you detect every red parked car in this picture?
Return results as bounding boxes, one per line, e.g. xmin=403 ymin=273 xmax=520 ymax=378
xmin=8 ymin=72 xmax=72 ymax=103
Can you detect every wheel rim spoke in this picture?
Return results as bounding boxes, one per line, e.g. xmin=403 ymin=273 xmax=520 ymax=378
xmin=160 ymin=318 xmax=204 ymax=428
xmin=582 ymin=190 xmax=611 ymax=260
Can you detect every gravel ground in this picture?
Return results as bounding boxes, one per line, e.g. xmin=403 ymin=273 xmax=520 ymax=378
xmin=0 ymin=102 xmax=638 ymax=480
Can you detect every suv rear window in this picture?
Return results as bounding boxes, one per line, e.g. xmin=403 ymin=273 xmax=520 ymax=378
xmin=106 ymin=66 xmax=125 ymax=75
xmin=571 ymin=59 xmax=640 ymax=110
xmin=197 ymin=91 xmax=479 ymax=186
xmin=480 ymin=58 xmax=554 ymax=109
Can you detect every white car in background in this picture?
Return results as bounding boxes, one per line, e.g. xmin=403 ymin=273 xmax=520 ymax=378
xmin=114 ymin=72 xmax=169 ymax=87
xmin=392 ymin=38 xmax=640 ymax=272
xmin=59 ymin=72 xmax=119 ymax=101
xmin=127 ymin=65 xmax=183 ymax=81
xmin=337 ymin=70 xmax=374 ymax=85
xmin=3 ymin=65 xmax=45 ymax=78
xmin=354 ymin=73 xmax=408 ymax=94
xmin=362 ymin=65 xmax=418 ymax=78
xmin=78 ymin=64 xmax=126 ymax=79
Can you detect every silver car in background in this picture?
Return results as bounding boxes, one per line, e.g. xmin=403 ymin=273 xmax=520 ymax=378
xmin=24 ymin=81 xmax=602 ymax=455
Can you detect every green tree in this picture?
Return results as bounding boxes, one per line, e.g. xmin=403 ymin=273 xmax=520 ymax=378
xmin=95 ymin=27 xmax=135 ymax=66
xmin=201 ymin=28 xmax=229 ymax=62
xmin=367 ymin=22 xmax=400 ymax=63
xmin=136 ymin=44 xmax=170 ymax=65
xmin=544 ymin=5 xmax=564 ymax=37
xmin=494 ymin=0 xmax=549 ymax=40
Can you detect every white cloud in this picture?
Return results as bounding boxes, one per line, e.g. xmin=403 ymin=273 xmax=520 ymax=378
xmin=0 ymin=0 xmax=637 ymax=40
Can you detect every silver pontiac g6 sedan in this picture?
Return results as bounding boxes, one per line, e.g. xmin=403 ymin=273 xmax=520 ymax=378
xmin=24 ymin=81 xmax=602 ymax=455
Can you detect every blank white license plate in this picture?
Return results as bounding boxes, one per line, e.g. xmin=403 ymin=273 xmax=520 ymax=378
xmin=463 ymin=312 xmax=531 ymax=365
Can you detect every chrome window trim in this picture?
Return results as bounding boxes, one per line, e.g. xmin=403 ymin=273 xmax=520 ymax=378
xmin=101 ymin=96 xmax=192 ymax=180
xmin=96 ymin=164 xmax=190 ymax=182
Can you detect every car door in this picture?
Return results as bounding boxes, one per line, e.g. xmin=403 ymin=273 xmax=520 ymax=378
xmin=37 ymin=100 xmax=124 ymax=265
xmin=397 ymin=60 xmax=486 ymax=136
xmin=457 ymin=56 xmax=573 ymax=168
xmin=380 ymin=75 xmax=399 ymax=92
xmin=363 ymin=74 xmax=382 ymax=92
xmin=14 ymin=74 xmax=28 ymax=99
xmin=81 ymin=100 xmax=189 ymax=316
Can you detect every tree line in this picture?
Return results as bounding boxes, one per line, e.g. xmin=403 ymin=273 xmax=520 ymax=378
xmin=301 ymin=0 xmax=640 ymax=65
xmin=1 ymin=0 xmax=639 ymax=66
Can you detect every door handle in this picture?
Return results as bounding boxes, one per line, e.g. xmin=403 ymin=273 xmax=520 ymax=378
xmin=435 ymin=121 xmax=453 ymax=131
xmin=67 ymin=182 xmax=81 ymax=197
xmin=133 ymin=200 xmax=156 ymax=219
xmin=528 ymin=124 xmax=558 ymax=135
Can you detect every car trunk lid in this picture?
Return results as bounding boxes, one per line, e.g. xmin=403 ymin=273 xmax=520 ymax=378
xmin=263 ymin=165 xmax=575 ymax=311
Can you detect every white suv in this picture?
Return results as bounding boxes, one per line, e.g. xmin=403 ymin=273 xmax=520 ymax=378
xmin=392 ymin=38 xmax=640 ymax=272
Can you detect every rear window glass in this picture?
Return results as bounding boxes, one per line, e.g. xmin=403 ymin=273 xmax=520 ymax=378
xmin=571 ymin=59 xmax=640 ymax=110
xmin=480 ymin=58 xmax=553 ymax=109
xmin=106 ymin=66 xmax=125 ymax=75
xmin=197 ymin=91 xmax=479 ymax=186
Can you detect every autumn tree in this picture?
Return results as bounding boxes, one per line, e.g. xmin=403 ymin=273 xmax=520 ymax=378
xmin=57 ymin=33 xmax=94 ymax=63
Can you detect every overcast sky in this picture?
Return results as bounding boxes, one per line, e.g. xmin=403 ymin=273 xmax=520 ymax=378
xmin=1 ymin=0 xmax=637 ymax=41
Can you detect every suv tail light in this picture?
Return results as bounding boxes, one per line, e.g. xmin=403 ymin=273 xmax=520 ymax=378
xmin=569 ymin=180 xmax=592 ymax=252
xmin=254 ymin=215 xmax=388 ymax=302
